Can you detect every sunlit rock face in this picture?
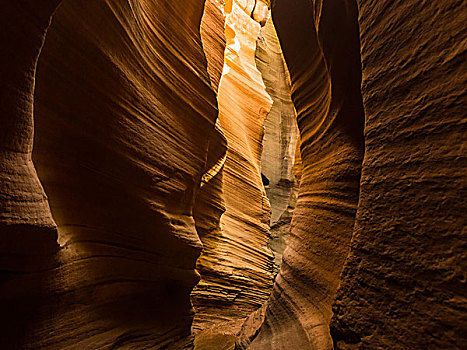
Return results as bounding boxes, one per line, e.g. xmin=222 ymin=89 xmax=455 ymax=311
xmin=330 ymin=1 xmax=467 ymax=348
xmin=192 ymin=0 xmax=276 ymax=335
xmin=238 ymin=0 xmax=365 ymax=348
xmin=256 ymin=19 xmax=299 ymax=271
xmin=1 ymin=0 xmax=218 ymax=348
xmin=200 ymin=0 xmax=226 ymax=93
xmin=257 ymin=20 xmax=297 ymax=194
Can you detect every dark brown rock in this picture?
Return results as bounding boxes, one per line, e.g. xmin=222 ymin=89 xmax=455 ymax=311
xmin=330 ymin=1 xmax=467 ymax=348
xmin=1 ymin=0 xmax=218 ymax=348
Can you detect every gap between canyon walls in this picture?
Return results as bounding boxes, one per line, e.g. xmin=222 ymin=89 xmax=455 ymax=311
xmin=255 ymin=18 xmax=299 ymax=275
xmin=194 ymin=1 xmax=301 ymax=349
xmin=193 ymin=0 xmax=277 ymax=341
xmin=237 ymin=0 xmax=365 ymax=348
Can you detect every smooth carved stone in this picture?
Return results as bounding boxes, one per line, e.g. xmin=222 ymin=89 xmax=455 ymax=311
xmin=1 ymin=0 xmax=218 ymax=348
xmin=238 ymin=0 xmax=365 ymax=348
xmin=330 ymin=1 xmax=467 ymax=348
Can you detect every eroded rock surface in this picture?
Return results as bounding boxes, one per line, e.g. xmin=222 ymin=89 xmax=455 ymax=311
xmin=1 ymin=0 xmax=465 ymax=349
xmin=330 ymin=1 xmax=467 ymax=348
xmin=1 ymin=0 xmax=218 ymax=348
xmin=238 ymin=0 xmax=365 ymax=348
xmin=192 ymin=0 xmax=276 ymax=335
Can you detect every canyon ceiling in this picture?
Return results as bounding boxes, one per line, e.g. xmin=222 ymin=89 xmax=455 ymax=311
xmin=0 ymin=0 xmax=466 ymax=349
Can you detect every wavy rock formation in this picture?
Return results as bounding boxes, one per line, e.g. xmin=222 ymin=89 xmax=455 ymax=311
xmin=200 ymin=0 xmax=227 ymax=93
xmin=330 ymin=1 xmax=467 ymax=348
xmin=238 ymin=0 xmax=365 ymax=348
xmin=192 ymin=0 xmax=276 ymax=335
xmin=1 ymin=0 xmax=219 ymax=348
xmin=2 ymin=0 xmax=465 ymax=349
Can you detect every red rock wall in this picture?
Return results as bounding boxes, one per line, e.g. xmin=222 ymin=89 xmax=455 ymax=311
xmin=1 ymin=0 xmax=218 ymax=348
xmin=330 ymin=1 xmax=467 ymax=348
xmin=2 ymin=0 xmax=465 ymax=349
xmin=200 ymin=0 xmax=226 ymax=93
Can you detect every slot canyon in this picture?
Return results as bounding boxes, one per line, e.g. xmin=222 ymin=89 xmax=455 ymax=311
xmin=0 ymin=0 xmax=465 ymax=349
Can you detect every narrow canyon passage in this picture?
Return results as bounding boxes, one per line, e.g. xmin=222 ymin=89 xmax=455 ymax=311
xmin=1 ymin=0 xmax=465 ymax=349
xmin=193 ymin=2 xmax=300 ymax=344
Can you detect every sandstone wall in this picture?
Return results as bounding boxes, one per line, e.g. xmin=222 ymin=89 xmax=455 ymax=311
xmin=192 ymin=0 xmax=276 ymax=335
xmin=240 ymin=0 xmax=466 ymax=349
xmin=238 ymin=0 xmax=365 ymax=348
xmin=330 ymin=1 xmax=467 ymax=348
xmin=1 ymin=0 xmax=218 ymax=348
xmin=255 ymin=19 xmax=299 ymax=271
xmin=2 ymin=0 xmax=465 ymax=349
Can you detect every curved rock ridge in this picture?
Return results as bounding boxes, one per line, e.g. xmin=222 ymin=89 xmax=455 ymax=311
xmin=192 ymin=0 xmax=276 ymax=336
xmin=1 ymin=0 xmax=219 ymax=348
xmin=238 ymin=0 xmax=365 ymax=348
xmin=201 ymin=0 xmax=227 ymax=93
xmin=330 ymin=1 xmax=467 ymax=348
xmin=2 ymin=0 xmax=465 ymax=349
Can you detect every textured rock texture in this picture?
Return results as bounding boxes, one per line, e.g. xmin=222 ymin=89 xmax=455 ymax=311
xmin=2 ymin=0 xmax=466 ymax=349
xmin=192 ymin=0 xmax=276 ymax=335
xmin=239 ymin=0 xmax=467 ymax=349
xmin=330 ymin=1 xmax=467 ymax=349
xmin=238 ymin=0 xmax=365 ymax=348
xmin=0 ymin=0 xmax=61 ymax=265
xmin=1 ymin=0 xmax=219 ymax=348
xmin=200 ymin=0 xmax=227 ymax=92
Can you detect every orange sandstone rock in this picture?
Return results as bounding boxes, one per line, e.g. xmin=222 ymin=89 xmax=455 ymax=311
xmin=192 ymin=0 xmax=275 ymax=335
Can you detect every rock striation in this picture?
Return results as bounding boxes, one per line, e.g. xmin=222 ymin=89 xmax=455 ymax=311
xmin=238 ymin=0 xmax=365 ymax=348
xmin=330 ymin=1 xmax=467 ymax=348
xmin=1 ymin=0 xmax=466 ymax=349
xmin=192 ymin=0 xmax=276 ymax=336
xmin=239 ymin=0 xmax=466 ymax=349
xmin=1 ymin=0 xmax=219 ymax=348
